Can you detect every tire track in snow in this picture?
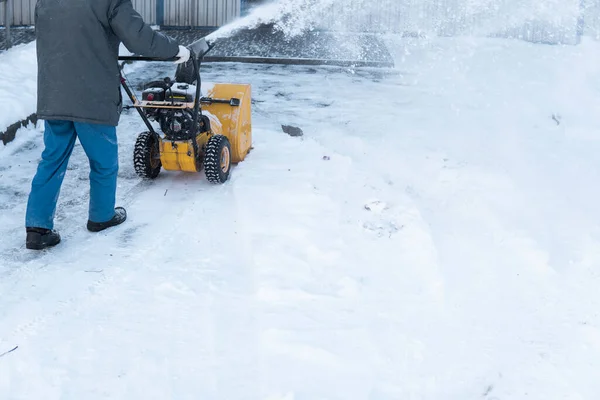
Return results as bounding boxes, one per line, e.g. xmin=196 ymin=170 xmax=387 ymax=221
xmin=0 ymin=167 xmax=262 ymax=398
xmin=0 ymin=111 xmax=214 ymax=357
xmin=0 ymin=181 xmax=175 ymax=349
xmin=0 ymin=111 xmax=155 ymax=271
xmin=0 ymin=178 xmax=152 ymax=264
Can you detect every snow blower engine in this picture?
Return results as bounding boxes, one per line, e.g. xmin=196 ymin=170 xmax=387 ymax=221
xmin=140 ymin=79 xmax=204 ymax=141
xmin=118 ymin=38 xmax=252 ymax=183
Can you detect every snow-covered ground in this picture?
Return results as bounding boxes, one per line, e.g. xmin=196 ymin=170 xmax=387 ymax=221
xmin=2 ymin=35 xmax=600 ymax=399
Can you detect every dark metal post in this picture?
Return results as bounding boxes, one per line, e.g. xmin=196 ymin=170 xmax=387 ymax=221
xmin=190 ymin=0 xmax=197 ymax=27
xmin=6 ymin=0 xmax=11 ymax=49
xmin=1 ymin=0 xmax=11 ymax=49
xmin=156 ymin=0 xmax=164 ymax=26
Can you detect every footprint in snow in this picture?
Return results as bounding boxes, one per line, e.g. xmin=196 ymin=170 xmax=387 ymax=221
xmin=118 ymin=224 xmax=148 ymax=247
xmin=364 ymin=199 xmax=387 ymax=213
xmin=362 ymin=199 xmax=404 ymax=238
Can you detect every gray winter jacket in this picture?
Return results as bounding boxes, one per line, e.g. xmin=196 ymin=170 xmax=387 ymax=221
xmin=34 ymin=0 xmax=180 ymax=126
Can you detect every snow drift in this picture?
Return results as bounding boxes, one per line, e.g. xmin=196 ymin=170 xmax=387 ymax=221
xmin=0 ymin=41 xmax=37 ymax=143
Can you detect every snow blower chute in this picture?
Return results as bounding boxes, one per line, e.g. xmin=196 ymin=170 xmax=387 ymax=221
xmin=118 ymin=38 xmax=252 ymax=183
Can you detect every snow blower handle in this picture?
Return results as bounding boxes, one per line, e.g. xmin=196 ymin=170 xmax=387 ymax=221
xmin=118 ymin=55 xmax=181 ymax=62
xmin=187 ymin=37 xmax=216 ymax=60
xmin=117 ymin=37 xmax=214 ymax=64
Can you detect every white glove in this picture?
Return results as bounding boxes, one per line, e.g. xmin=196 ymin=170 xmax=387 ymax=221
xmin=174 ymin=45 xmax=191 ymax=64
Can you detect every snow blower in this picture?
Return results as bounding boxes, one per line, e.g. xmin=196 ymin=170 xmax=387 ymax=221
xmin=118 ymin=38 xmax=252 ymax=183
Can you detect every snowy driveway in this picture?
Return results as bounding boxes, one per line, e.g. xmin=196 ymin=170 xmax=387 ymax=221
xmin=1 ymin=37 xmax=600 ymax=399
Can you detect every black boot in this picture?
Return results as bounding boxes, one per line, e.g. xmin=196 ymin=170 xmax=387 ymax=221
xmin=87 ymin=207 xmax=127 ymax=232
xmin=26 ymin=227 xmax=61 ymax=250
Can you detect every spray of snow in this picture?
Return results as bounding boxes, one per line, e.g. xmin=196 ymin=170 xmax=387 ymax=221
xmin=207 ymin=0 xmax=582 ymax=41
xmin=463 ymin=0 xmax=580 ymax=37
xmin=206 ymin=0 xmax=338 ymax=41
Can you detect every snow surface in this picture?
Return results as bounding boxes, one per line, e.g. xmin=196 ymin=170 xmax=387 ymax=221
xmin=2 ymin=35 xmax=600 ymax=399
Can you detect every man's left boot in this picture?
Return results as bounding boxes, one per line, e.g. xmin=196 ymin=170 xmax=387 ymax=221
xmin=87 ymin=207 xmax=127 ymax=232
xmin=26 ymin=227 xmax=61 ymax=250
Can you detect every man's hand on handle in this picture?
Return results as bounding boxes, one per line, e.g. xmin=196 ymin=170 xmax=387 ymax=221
xmin=174 ymin=45 xmax=191 ymax=64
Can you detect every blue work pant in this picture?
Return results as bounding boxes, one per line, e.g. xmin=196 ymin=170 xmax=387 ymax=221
xmin=25 ymin=120 xmax=118 ymax=229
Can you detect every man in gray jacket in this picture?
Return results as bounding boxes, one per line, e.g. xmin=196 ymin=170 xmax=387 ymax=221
xmin=25 ymin=0 xmax=190 ymax=250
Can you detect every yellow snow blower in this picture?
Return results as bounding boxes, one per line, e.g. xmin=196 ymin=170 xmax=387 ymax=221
xmin=118 ymin=38 xmax=251 ymax=183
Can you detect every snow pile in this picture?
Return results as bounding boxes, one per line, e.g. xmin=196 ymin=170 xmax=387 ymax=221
xmin=0 ymin=41 xmax=37 ymax=135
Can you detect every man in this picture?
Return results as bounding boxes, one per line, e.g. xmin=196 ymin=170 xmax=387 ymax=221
xmin=25 ymin=0 xmax=190 ymax=250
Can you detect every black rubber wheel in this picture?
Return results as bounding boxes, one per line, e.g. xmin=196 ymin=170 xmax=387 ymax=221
xmin=133 ymin=131 xmax=161 ymax=179
xmin=204 ymin=135 xmax=232 ymax=184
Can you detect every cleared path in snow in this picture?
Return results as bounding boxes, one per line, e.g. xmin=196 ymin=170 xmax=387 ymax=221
xmin=1 ymin=37 xmax=600 ymax=399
